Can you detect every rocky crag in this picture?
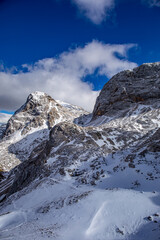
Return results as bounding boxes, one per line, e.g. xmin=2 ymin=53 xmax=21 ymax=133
xmin=0 ymin=91 xmax=88 ymax=172
xmin=93 ymin=62 xmax=160 ymax=118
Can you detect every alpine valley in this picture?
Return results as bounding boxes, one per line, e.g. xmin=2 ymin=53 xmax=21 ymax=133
xmin=0 ymin=62 xmax=160 ymax=240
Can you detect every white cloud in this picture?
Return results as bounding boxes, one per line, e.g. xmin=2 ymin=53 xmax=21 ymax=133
xmin=0 ymin=41 xmax=137 ymax=112
xmin=71 ymin=0 xmax=160 ymax=24
xmin=142 ymin=0 xmax=160 ymax=7
xmin=0 ymin=113 xmax=12 ymax=124
xmin=72 ymin=0 xmax=115 ymax=24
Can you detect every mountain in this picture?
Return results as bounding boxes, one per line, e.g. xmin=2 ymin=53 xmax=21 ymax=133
xmin=0 ymin=91 xmax=88 ymax=172
xmin=93 ymin=62 xmax=160 ymax=118
xmin=0 ymin=62 xmax=160 ymax=240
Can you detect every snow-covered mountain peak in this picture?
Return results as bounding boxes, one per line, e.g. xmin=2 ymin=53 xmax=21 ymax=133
xmin=0 ymin=92 xmax=87 ymax=171
xmin=28 ymin=91 xmax=48 ymax=99
xmin=26 ymin=91 xmax=57 ymax=106
xmin=3 ymin=92 xmax=87 ymax=138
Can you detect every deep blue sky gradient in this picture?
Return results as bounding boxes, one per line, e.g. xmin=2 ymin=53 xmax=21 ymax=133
xmin=0 ymin=110 xmax=14 ymax=114
xmin=0 ymin=0 xmax=160 ymax=69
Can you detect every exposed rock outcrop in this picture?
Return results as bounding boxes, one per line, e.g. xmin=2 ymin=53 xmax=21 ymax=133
xmin=0 ymin=92 xmax=88 ymax=172
xmin=3 ymin=91 xmax=82 ymax=137
xmin=93 ymin=62 xmax=160 ymax=118
xmin=0 ymin=124 xmax=6 ymax=139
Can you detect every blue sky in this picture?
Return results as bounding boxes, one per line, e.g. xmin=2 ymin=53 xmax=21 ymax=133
xmin=0 ymin=0 xmax=160 ymax=112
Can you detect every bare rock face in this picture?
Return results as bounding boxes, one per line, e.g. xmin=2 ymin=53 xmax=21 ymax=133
xmin=3 ymin=92 xmax=61 ymax=136
xmin=3 ymin=92 xmax=85 ymax=137
xmin=0 ymin=92 xmax=88 ymax=173
xmin=138 ymin=128 xmax=160 ymax=153
xmin=0 ymin=124 xmax=6 ymax=139
xmin=6 ymin=140 xmax=48 ymax=196
xmin=93 ymin=62 xmax=160 ymax=118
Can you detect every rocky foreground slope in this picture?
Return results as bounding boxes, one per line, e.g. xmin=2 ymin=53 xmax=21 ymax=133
xmin=0 ymin=62 xmax=160 ymax=240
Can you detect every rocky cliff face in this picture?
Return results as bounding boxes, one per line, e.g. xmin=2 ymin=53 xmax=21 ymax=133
xmin=0 ymin=63 xmax=160 ymax=240
xmin=93 ymin=62 xmax=160 ymax=118
xmin=3 ymin=91 xmax=87 ymax=137
xmin=0 ymin=92 xmax=88 ymax=172
xmin=0 ymin=124 xmax=6 ymax=139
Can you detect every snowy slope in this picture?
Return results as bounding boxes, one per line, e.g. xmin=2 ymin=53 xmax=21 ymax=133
xmin=0 ymin=174 xmax=160 ymax=240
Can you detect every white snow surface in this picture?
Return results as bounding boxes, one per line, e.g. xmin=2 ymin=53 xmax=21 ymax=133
xmin=0 ymin=176 xmax=160 ymax=240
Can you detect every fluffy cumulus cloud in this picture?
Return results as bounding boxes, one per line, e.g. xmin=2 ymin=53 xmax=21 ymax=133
xmin=71 ymin=0 xmax=160 ymax=24
xmin=72 ymin=0 xmax=115 ymax=24
xmin=143 ymin=0 xmax=160 ymax=7
xmin=0 ymin=41 xmax=137 ymax=112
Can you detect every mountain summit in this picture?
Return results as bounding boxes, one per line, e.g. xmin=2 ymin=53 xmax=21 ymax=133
xmin=93 ymin=62 xmax=160 ymax=118
xmin=4 ymin=91 xmax=87 ymax=137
